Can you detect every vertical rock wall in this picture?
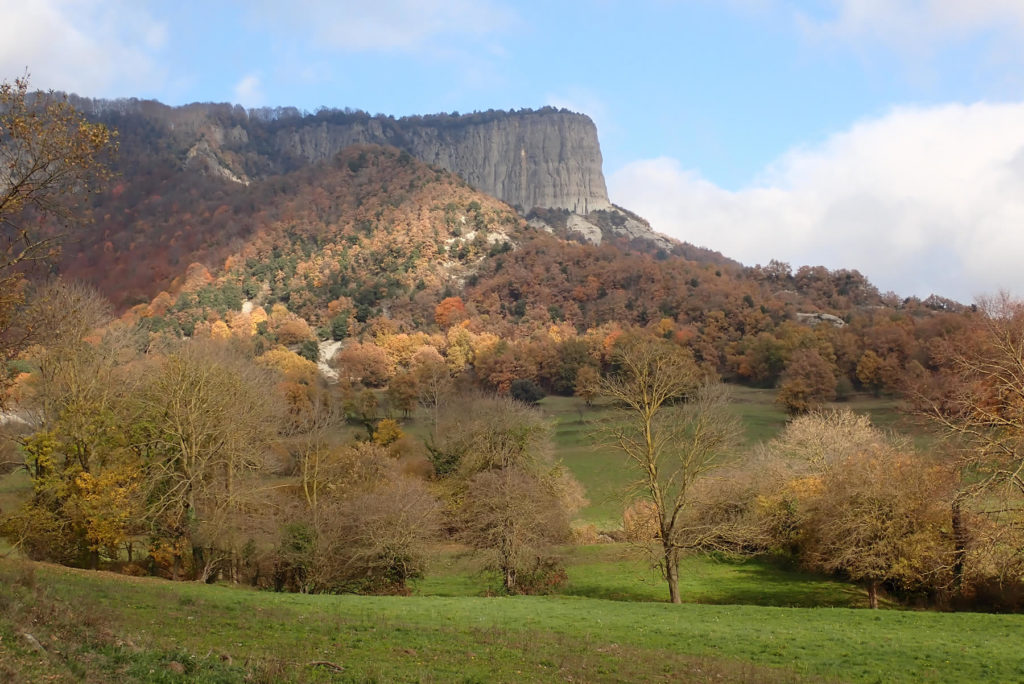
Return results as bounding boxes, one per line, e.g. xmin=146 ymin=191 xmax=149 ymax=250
xmin=272 ymin=110 xmax=612 ymax=213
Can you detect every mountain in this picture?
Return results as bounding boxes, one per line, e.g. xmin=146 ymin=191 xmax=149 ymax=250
xmin=267 ymin=108 xmax=611 ymax=215
xmin=71 ymin=100 xmax=610 ymax=213
xmin=51 ymin=98 xmax=730 ymax=306
xmin=28 ymin=95 xmax=973 ymax=402
xmin=68 ymin=98 xmax=681 ymax=246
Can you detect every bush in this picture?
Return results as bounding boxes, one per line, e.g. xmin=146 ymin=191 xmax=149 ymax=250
xmin=510 ymin=378 xmax=545 ymax=404
xmin=515 ymin=555 xmax=568 ymax=595
xmin=298 ymin=339 xmax=320 ymax=363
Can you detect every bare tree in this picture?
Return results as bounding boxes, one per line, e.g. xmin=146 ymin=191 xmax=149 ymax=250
xmin=458 ymin=466 xmax=572 ymax=593
xmin=136 ymin=341 xmax=283 ymax=581
xmin=416 ymin=358 xmax=453 ymax=446
xmin=274 ymin=443 xmax=440 ymax=594
xmin=598 ymin=338 xmax=741 ymax=604
xmin=288 ymin=390 xmax=346 ymax=519
xmin=925 ymin=295 xmax=1024 ymax=495
xmin=329 ymin=476 xmax=441 ymax=593
xmin=429 ymin=393 xmax=583 ymax=593
xmin=913 ymin=293 xmax=1024 ymax=593
xmin=427 ymin=393 xmax=553 ymax=479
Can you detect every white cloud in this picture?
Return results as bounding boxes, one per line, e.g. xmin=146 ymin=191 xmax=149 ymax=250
xmin=797 ymin=0 xmax=1024 ymax=53
xmin=233 ymin=73 xmax=265 ymax=108
xmin=0 ymin=0 xmax=166 ymax=96
xmin=608 ymin=101 xmax=1024 ymax=302
xmin=249 ymin=0 xmax=516 ymax=54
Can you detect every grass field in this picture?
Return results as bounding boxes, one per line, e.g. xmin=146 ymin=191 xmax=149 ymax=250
xmin=418 ymin=544 xmax=868 ymax=609
xmin=3 ymin=554 xmax=1024 ymax=683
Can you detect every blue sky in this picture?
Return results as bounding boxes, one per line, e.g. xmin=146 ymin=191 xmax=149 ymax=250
xmin=4 ymin=0 xmax=1024 ymax=302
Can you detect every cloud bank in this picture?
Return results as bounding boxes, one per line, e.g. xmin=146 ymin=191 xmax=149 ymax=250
xmin=0 ymin=0 xmax=165 ymax=96
xmin=608 ymin=101 xmax=1024 ymax=303
xmin=233 ymin=74 xmax=265 ymax=108
xmin=798 ymin=0 xmax=1024 ymax=52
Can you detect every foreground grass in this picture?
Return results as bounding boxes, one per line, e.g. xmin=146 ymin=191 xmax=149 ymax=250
xmin=3 ymin=556 xmax=1023 ymax=683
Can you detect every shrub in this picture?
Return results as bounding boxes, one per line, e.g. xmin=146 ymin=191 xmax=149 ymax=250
xmin=510 ymin=378 xmax=545 ymax=404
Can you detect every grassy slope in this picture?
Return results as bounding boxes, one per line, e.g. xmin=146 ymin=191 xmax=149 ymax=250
xmin=418 ymin=544 xmax=867 ymax=608
xmin=3 ymin=557 xmax=1023 ymax=683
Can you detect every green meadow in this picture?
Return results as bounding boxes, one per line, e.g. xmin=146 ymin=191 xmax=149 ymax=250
xmin=3 ymin=550 xmax=1023 ymax=683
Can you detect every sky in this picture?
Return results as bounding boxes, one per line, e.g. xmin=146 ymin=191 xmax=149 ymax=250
xmin=3 ymin=0 xmax=1024 ymax=303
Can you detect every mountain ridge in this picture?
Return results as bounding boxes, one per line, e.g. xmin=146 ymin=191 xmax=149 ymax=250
xmin=68 ymin=98 xmax=613 ymax=213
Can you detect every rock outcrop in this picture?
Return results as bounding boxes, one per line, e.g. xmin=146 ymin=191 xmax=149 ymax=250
xmin=565 ymin=214 xmax=604 ymax=245
xmin=73 ymin=98 xmax=610 ymax=214
xmin=271 ymin=109 xmax=611 ymax=214
xmin=796 ymin=312 xmax=846 ymax=328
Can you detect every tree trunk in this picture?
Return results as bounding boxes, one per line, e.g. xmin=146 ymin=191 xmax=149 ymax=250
xmin=951 ymin=497 xmax=967 ymax=593
xmin=192 ymin=544 xmax=206 ymax=581
xmin=504 ymin=566 xmax=516 ymax=594
xmin=665 ymin=546 xmax=681 ymax=604
xmin=867 ymin=581 xmax=879 ymax=609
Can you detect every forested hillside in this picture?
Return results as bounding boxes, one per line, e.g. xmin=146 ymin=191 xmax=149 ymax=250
xmin=38 ymin=106 xmax=973 ymax=406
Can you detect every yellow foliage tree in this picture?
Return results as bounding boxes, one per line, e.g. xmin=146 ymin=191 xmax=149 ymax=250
xmin=0 ymin=76 xmax=115 ymax=403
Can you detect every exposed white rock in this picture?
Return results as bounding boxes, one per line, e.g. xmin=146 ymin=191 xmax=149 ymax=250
xmin=796 ymin=312 xmax=846 ymax=328
xmin=527 ymin=217 xmax=554 ymax=233
xmin=566 ymin=214 xmax=603 ymax=245
xmin=318 ymin=340 xmax=344 ymax=381
xmin=184 ymin=140 xmax=250 ymax=186
xmin=611 ymin=215 xmax=674 ymax=251
xmin=272 ymin=110 xmax=612 ymax=213
xmin=0 ymin=411 xmax=29 ymax=426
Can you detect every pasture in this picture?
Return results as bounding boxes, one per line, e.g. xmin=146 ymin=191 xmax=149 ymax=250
xmin=2 ymin=552 xmax=1023 ymax=683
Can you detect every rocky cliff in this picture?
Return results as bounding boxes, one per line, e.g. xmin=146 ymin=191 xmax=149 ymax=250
xmin=66 ymin=97 xmax=695 ymax=253
xmin=72 ymin=98 xmax=611 ymax=214
xmin=271 ymin=109 xmax=612 ymax=214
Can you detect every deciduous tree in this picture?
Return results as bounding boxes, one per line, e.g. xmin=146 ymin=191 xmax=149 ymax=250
xmin=777 ymin=348 xmax=837 ymax=414
xmin=916 ymin=294 xmax=1024 ymax=594
xmin=757 ymin=411 xmax=954 ymax=608
xmin=458 ymin=466 xmax=572 ymax=593
xmin=598 ymin=337 xmax=741 ymax=603
xmin=0 ymin=76 xmax=115 ymax=402
xmin=136 ymin=341 xmax=283 ymax=581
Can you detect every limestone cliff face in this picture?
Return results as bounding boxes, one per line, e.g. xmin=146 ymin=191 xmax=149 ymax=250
xmin=272 ymin=110 xmax=611 ymax=213
xmin=71 ymin=95 xmax=615 ymax=213
xmin=73 ymin=98 xmax=612 ymax=213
